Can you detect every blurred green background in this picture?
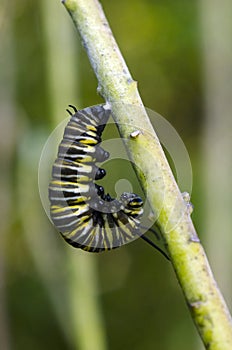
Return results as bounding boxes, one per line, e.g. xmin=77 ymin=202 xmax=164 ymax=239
xmin=1 ymin=0 xmax=232 ymax=349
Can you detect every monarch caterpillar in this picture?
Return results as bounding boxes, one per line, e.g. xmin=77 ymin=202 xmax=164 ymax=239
xmin=49 ymin=104 xmax=169 ymax=259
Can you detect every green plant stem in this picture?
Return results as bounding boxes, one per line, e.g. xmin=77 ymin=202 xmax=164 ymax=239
xmin=62 ymin=0 xmax=232 ymax=349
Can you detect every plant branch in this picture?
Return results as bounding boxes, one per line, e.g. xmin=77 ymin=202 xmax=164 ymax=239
xmin=62 ymin=0 xmax=232 ymax=348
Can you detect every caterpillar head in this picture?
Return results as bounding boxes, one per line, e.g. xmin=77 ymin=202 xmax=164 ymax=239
xmin=120 ymin=192 xmax=143 ymax=217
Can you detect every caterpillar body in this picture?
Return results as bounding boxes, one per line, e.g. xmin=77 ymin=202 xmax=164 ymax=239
xmin=49 ymin=104 xmax=169 ymax=259
xmin=49 ymin=104 xmax=145 ymax=252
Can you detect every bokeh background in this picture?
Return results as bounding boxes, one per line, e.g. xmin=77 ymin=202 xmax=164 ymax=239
xmin=1 ymin=0 xmax=232 ymax=349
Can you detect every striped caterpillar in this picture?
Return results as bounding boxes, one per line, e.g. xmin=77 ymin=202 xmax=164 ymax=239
xmin=49 ymin=104 xmax=168 ymax=259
